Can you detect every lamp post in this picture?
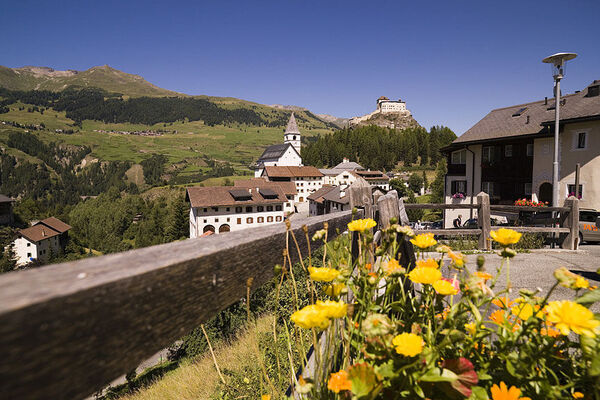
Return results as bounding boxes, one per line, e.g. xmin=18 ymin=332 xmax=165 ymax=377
xmin=542 ymin=52 xmax=577 ymax=208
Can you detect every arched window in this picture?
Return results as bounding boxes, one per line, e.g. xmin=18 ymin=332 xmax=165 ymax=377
xmin=219 ymin=224 xmax=230 ymax=233
xmin=257 ymin=217 xmax=264 ymax=223
xmin=267 ymin=216 xmax=273 ymax=222
xmin=276 ymin=216 xmax=282 ymax=222
xmin=203 ymin=225 xmax=215 ymax=234
xmin=247 ymin=217 xmax=253 ymax=224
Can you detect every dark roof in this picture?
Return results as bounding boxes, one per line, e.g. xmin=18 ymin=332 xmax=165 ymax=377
xmin=35 ymin=217 xmax=71 ymax=233
xmin=322 ymin=186 xmax=349 ymax=204
xmin=263 ymin=166 xmax=324 ymax=178
xmin=453 ymin=80 xmax=600 ymax=146
xmin=332 ymin=160 xmax=364 ymax=171
xmin=355 ymin=170 xmax=389 ymax=181
xmin=234 ymin=178 xmax=297 ymax=196
xmin=256 ymin=143 xmax=299 ymax=163
xmin=307 ymin=185 xmax=336 ymax=203
xmin=285 ymin=112 xmax=300 ymax=134
xmin=0 ymin=194 xmax=13 ymax=203
xmin=186 ymin=185 xmax=287 ymax=208
xmin=19 ymin=225 xmax=61 ymax=242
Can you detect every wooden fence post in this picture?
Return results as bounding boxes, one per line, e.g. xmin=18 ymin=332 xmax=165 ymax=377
xmin=477 ymin=192 xmax=491 ymax=250
xmin=377 ymin=191 xmax=400 ymax=229
xmin=349 ymin=178 xmax=373 ymax=219
xmin=561 ymin=197 xmax=579 ymax=250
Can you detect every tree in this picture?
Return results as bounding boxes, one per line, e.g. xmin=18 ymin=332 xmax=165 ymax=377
xmin=408 ymin=173 xmax=424 ymax=194
xmin=389 ymin=178 xmax=408 ymax=197
xmin=165 ymin=195 xmax=188 ymax=242
xmin=422 ymin=170 xmax=428 ymax=191
xmin=405 ymin=190 xmax=424 ymax=222
xmin=431 ymin=160 xmax=448 ymax=204
xmin=0 ymin=242 xmax=17 ymax=273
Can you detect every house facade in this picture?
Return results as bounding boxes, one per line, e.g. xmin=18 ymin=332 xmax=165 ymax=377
xmin=234 ymin=178 xmax=297 ymax=214
xmin=443 ymin=80 xmax=600 ymax=227
xmin=13 ymin=217 xmax=71 ymax=265
xmin=187 ymin=185 xmax=287 ymax=238
xmin=261 ymin=166 xmax=324 ymax=203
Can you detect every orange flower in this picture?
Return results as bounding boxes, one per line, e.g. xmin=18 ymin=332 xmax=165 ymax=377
xmin=492 ymin=296 xmax=514 ymax=309
xmin=573 ymin=392 xmax=584 ymax=399
xmin=384 ymin=259 xmax=405 ymax=275
xmin=489 ymin=310 xmax=506 ymax=324
xmin=475 ymin=271 xmax=493 ymax=281
xmin=327 ymin=370 xmax=352 ymax=393
xmin=448 ymin=251 xmax=466 ymax=267
xmin=416 ymin=258 xmax=439 ymax=269
xmin=490 ymin=381 xmax=531 ymax=400
xmin=540 ymin=326 xmax=561 ymax=337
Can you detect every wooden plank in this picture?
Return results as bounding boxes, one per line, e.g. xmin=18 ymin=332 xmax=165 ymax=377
xmin=508 ymin=227 xmax=570 ymax=233
xmin=477 ymin=192 xmax=492 ymax=250
xmin=489 ymin=205 xmax=568 ymax=213
xmin=404 ymin=203 xmax=479 ymax=210
xmin=0 ymin=211 xmax=356 ymax=400
xmin=416 ymin=229 xmax=482 ymax=235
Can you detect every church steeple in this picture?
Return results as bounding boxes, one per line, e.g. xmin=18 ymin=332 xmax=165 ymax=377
xmin=284 ymin=113 xmax=301 ymax=154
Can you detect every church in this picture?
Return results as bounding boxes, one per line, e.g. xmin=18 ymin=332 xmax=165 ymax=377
xmin=252 ymin=113 xmax=303 ymax=177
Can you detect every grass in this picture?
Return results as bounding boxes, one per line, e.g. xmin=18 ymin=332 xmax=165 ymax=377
xmin=119 ymin=315 xmax=279 ymax=400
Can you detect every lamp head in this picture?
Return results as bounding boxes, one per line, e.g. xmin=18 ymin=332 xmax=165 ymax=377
xmin=542 ymin=52 xmax=577 ymax=80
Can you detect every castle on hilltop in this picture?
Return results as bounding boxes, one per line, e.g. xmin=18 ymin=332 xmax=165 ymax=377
xmin=350 ymin=96 xmax=412 ymax=126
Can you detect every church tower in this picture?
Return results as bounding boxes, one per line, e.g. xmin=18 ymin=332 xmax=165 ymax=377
xmin=284 ymin=113 xmax=301 ymax=154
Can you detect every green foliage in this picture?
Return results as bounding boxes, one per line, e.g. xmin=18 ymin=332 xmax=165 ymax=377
xmin=389 ymin=178 xmax=408 ymax=197
xmin=405 ymin=191 xmax=424 ymax=221
xmin=140 ymin=154 xmax=167 ymax=186
xmin=408 ymin=172 xmax=424 ymax=194
xmin=302 ymin=125 xmax=456 ymax=171
xmin=422 ymin=170 xmax=428 ymax=191
xmin=0 ymin=228 xmax=17 ymax=273
xmin=431 ymin=159 xmax=448 ymax=204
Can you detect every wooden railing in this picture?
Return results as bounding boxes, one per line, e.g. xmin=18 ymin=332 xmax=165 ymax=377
xmin=0 ymin=211 xmax=356 ymax=400
xmin=0 ymin=181 xmax=580 ymax=400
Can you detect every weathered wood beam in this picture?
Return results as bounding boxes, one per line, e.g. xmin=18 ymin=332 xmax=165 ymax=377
xmin=0 ymin=211 xmax=356 ymax=400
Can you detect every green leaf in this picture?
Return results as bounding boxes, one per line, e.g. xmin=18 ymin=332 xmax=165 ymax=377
xmin=468 ymin=386 xmax=490 ymax=400
xmin=420 ymin=368 xmax=458 ymax=383
xmin=576 ymin=289 xmax=600 ymax=306
xmin=373 ymin=360 xmax=395 ymax=379
xmin=590 ymin=355 xmax=600 ymax=377
xmin=414 ymin=383 xmax=425 ymax=398
xmin=348 ymin=362 xmax=380 ymax=398
xmin=477 ymin=372 xmax=492 ymax=381
xmin=506 ymin=360 xmax=517 ymax=377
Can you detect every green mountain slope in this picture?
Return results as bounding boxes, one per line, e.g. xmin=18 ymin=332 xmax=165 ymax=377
xmin=0 ymin=65 xmax=182 ymax=97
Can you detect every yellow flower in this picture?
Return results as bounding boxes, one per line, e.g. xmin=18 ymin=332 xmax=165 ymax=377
xmin=347 ymin=218 xmax=376 ymax=232
xmin=492 ymin=296 xmax=514 ymax=309
xmin=475 ymin=271 xmax=493 ymax=281
xmin=416 ymin=258 xmax=439 ymax=269
xmin=261 ymin=395 xmax=271 ymax=400
xmin=410 ymin=233 xmax=437 ymax=249
xmin=433 ymin=279 xmax=458 ymax=295
xmin=384 ymin=258 xmax=406 ymax=275
xmin=490 ymin=228 xmax=522 ymax=247
xmin=511 ymin=302 xmax=534 ymax=321
xmin=448 ymin=251 xmax=466 ymax=267
xmin=327 ymin=370 xmax=352 ymax=393
xmin=392 ymin=332 xmax=423 ymax=357
xmin=308 ymin=266 xmax=340 ymax=282
xmin=573 ymin=392 xmax=584 ymax=399
xmin=490 ymin=381 xmax=531 ymax=400
xmin=464 ymin=322 xmax=476 ymax=335
xmin=323 ymin=283 xmax=344 ymax=297
xmin=574 ymin=276 xmax=589 ymax=289
xmin=546 ymin=300 xmax=600 ymax=337
xmin=316 ymin=300 xmax=348 ymax=319
xmin=291 ymin=304 xmax=331 ymax=330
xmin=408 ymin=267 xmax=442 ymax=284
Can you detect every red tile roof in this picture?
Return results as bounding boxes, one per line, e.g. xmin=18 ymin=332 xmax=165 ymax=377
xmin=19 ymin=225 xmax=61 ymax=243
xmin=186 ymin=185 xmax=287 ymax=208
xmin=234 ymin=178 xmax=297 ymax=196
xmin=35 ymin=217 xmax=72 ymax=233
xmin=263 ymin=166 xmax=324 ymax=178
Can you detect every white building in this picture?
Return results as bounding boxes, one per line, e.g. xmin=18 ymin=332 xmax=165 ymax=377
xmin=13 ymin=217 xmax=71 ymax=265
xmin=234 ymin=178 xmax=297 ymax=215
xmin=262 ymin=166 xmax=324 ymax=204
xmin=187 ymin=185 xmax=287 ymax=238
xmin=376 ymin=96 xmax=407 ymax=113
xmin=320 ymin=158 xmax=364 ymax=185
xmin=253 ymin=113 xmax=303 ymax=177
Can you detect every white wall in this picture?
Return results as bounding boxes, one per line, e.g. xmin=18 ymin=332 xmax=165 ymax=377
xmin=190 ymin=204 xmax=286 ymax=238
xmin=293 ymin=176 xmax=324 ymax=203
xmin=13 ymin=235 xmax=60 ymax=266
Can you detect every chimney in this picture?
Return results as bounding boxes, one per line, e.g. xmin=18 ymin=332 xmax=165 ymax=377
xmin=544 ymin=97 xmax=548 ymax=105
xmin=41 ymin=229 xmax=46 ymax=237
xmin=526 ymin=115 xmax=530 ymax=124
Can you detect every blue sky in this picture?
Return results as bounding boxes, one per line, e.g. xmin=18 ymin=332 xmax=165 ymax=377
xmin=2 ymin=0 xmax=599 ymax=135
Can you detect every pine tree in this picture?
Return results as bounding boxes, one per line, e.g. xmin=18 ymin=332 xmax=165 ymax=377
xmin=0 ymin=242 xmax=17 ymax=273
xmin=165 ymin=196 xmax=188 ymax=242
xmin=431 ymin=160 xmax=448 ymax=204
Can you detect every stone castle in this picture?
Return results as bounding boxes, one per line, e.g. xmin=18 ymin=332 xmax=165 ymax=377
xmin=349 ymin=96 xmax=414 ymax=128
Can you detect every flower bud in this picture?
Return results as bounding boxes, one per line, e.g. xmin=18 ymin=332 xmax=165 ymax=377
xmin=476 ymin=255 xmax=485 ymax=269
xmin=368 ymin=275 xmax=378 ymax=285
xmin=389 ymin=217 xmax=398 ymax=225
xmin=500 ymin=248 xmax=517 ymax=258
xmin=273 ymin=264 xmax=283 ymax=275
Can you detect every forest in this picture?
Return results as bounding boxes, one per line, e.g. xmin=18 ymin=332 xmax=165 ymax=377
xmin=301 ymin=125 xmax=456 ymax=170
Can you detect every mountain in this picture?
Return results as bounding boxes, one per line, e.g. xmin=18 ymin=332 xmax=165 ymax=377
xmin=316 ymin=114 xmax=349 ymax=129
xmin=0 ymin=65 xmax=182 ymax=97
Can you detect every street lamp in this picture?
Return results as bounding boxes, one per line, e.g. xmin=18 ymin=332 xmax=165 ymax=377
xmin=542 ymin=52 xmax=577 ymax=208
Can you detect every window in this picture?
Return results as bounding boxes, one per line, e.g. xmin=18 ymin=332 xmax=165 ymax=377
xmin=286 ymin=202 xmax=291 ymax=207
xmin=567 ymin=184 xmax=583 ymax=198
xmin=257 ymin=217 xmax=264 ymax=223
xmin=226 ymin=207 xmax=230 ymax=212
xmin=451 ymin=150 xmax=466 ymax=165
xmin=580 ymin=211 xmax=598 ymax=222
xmin=577 ymin=132 xmax=587 ymax=149
xmin=526 ymin=143 xmax=534 ymax=157
xmin=27 ymin=253 xmax=31 ymax=258
xmin=215 ymin=218 xmax=219 ymax=222
xmin=203 ymin=208 xmax=207 ymax=213
xmin=237 ymin=218 xmax=242 ymax=224
xmin=504 ymin=145 xmax=513 ymax=157
xmin=203 ymin=219 xmax=207 ymax=223
xmin=27 ymin=243 xmax=31 ymax=247
xmin=246 ymin=206 xmax=253 ymax=212
xmin=257 ymin=206 xmax=264 ymax=212
xmin=481 ymin=182 xmax=496 ymax=196
xmin=236 ymin=207 xmax=242 ymax=213
xmin=212 ymin=207 xmax=218 ymax=212
xmin=276 ymin=205 xmax=282 ymax=211
xmin=267 ymin=205 xmax=273 ymax=211
xmin=246 ymin=217 xmax=253 ymax=224
xmin=524 ymin=183 xmax=532 ymax=196
xmin=267 ymin=216 xmax=273 ymax=222
xmin=227 ymin=218 xmax=230 ymax=222
xmin=276 ymin=216 xmax=282 ymax=222
xmin=482 ymin=146 xmax=496 ymax=163
xmin=451 ymin=180 xmax=467 ymax=195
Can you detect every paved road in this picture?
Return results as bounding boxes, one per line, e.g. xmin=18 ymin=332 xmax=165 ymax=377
xmin=438 ymin=245 xmax=600 ymax=312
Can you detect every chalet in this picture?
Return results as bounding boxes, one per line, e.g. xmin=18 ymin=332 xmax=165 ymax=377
xmin=443 ymin=79 xmax=600 ymax=227
xmin=307 ymin=185 xmax=350 ymax=216
xmin=187 ymin=185 xmax=287 ymax=238
xmin=0 ymin=194 xmax=14 ymax=225
xmin=252 ymin=113 xmax=303 ymax=177
xmin=13 ymin=217 xmax=71 ymax=265
xmin=234 ymin=178 xmax=297 ymax=214
xmin=354 ymin=170 xmax=390 ymax=191
xmin=261 ymin=165 xmax=324 ymax=204
xmin=320 ymin=158 xmax=364 ymax=185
